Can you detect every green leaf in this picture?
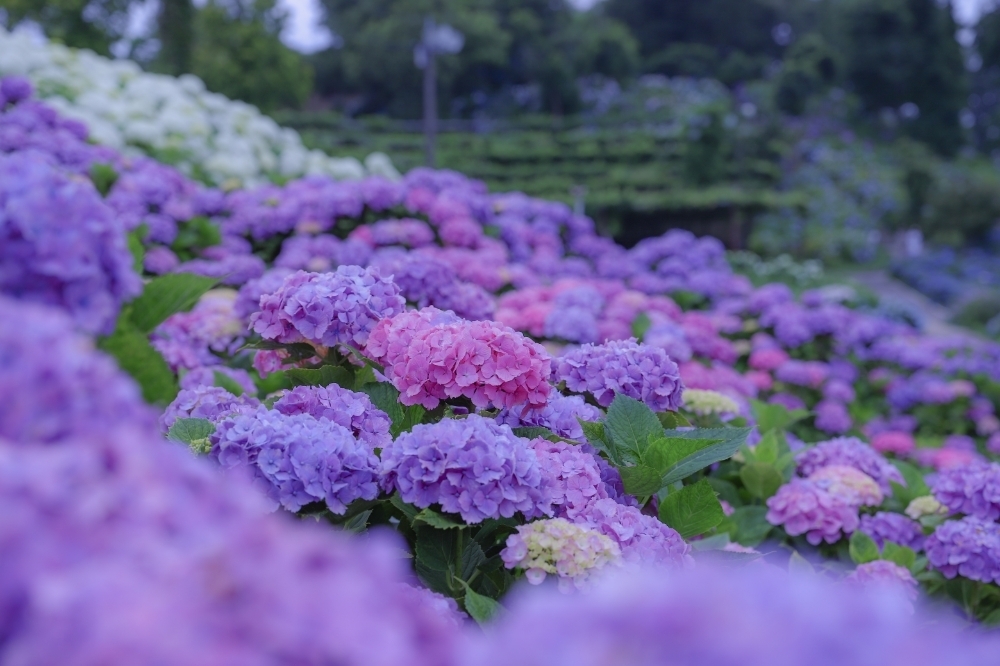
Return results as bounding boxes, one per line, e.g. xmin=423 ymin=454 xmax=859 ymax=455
xmin=390 ymin=492 xmax=420 ymax=523
xmin=414 ymin=529 xmax=455 ymax=595
xmin=128 ymin=273 xmax=218 ymax=334
xmin=459 ymin=540 xmax=487 ymax=582
xmin=619 ymin=465 xmax=665 ymax=496
xmin=166 ymin=417 xmax=215 ymax=454
xmin=740 ymin=462 xmax=784 ymax=500
xmin=286 ymin=365 xmax=353 ymax=389
xmin=171 ymin=216 xmax=221 ymax=259
xmin=788 ymin=551 xmax=815 ymax=574
xmin=212 ymin=370 xmax=245 ymax=396
xmin=882 ymin=541 xmax=916 ymax=570
xmin=644 ymin=435 xmax=718 ymax=474
xmin=727 ymin=506 xmax=772 ymax=546
xmin=751 ymin=400 xmax=809 ymax=434
xmin=127 ymin=227 xmax=146 ymax=275
xmin=578 ymin=419 xmax=611 ymax=455
xmin=89 ymin=162 xmax=119 ymax=196
xmin=353 ymin=364 xmax=377 ymax=390
xmin=658 ymin=411 xmax=692 ymax=429
xmin=849 ymin=531 xmax=880 ymax=564
xmin=891 ymin=460 xmax=929 ymax=497
xmin=690 ymin=533 xmax=731 ymax=551
xmin=362 ymin=381 xmax=425 ymax=438
xmin=659 ymin=479 xmax=725 ymax=540
xmin=512 ymin=426 xmax=562 ymax=442
xmin=631 ymin=312 xmax=651 ymax=341
xmin=748 ymin=429 xmax=789 ymax=465
xmin=413 ymin=508 xmax=464 ymax=530
xmin=341 ymin=509 xmax=372 ymax=533
xmin=98 ymin=318 xmax=178 ymax=404
xmin=460 ymin=581 xmax=502 ymax=625
xmin=604 ymin=394 xmax=663 ymax=464
xmin=660 ymin=427 xmax=752 ymax=486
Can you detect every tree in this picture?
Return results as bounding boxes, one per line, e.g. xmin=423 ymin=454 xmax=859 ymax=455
xmin=843 ymin=0 xmax=967 ymax=155
xmin=1 ymin=0 xmax=132 ymax=54
xmin=156 ymin=0 xmax=195 ymax=75
xmin=190 ymin=0 xmax=312 ymax=113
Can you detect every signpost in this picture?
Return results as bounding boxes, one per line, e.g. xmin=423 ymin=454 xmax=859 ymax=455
xmin=414 ymin=18 xmax=464 ymax=167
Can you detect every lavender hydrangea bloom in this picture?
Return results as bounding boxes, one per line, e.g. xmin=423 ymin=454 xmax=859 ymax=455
xmin=151 ymin=290 xmax=246 ymax=371
xmin=179 ymin=365 xmax=257 ymax=396
xmin=796 ymin=437 xmax=905 ymax=494
xmin=925 ymin=517 xmax=1000 ymax=583
xmin=766 ymin=478 xmax=860 ymax=545
xmin=379 ymin=415 xmax=551 ymax=523
xmin=860 ymin=512 xmax=926 ymax=551
xmin=0 ymin=152 xmax=141 ymax=334
xmin=814 ymin=400 xmax=852 ymax=434
xmin=533 ymin=439 xmax=609 ymax=520
xmin=846 ymin=561 xmax=919 ymax=601
xmin=552 ymin=338 xmax=684 ymax=411
xmin=211 ymin=406 xmax=380 ymax=514
xmin=234 ymin=267 xmax=294 ymax=321
xmin=929 ymin=462 xmax=1000 ymax=520
xmin=251 ymin=266 xmax=406 ymax=349
xmin=0 ymin=297 xmax=155 ymax=443
xmin=576 ymin=498 xmax=690 ymax=565
xmin=160 ymin=385 xmax=260 ymax=433
xmin=273 ymin=384 xmax=392 ymax=450
xmin=496 ymin=393 xmax=603 ymax=441
xmin=370 ymin=251 xmax=494 ymax=320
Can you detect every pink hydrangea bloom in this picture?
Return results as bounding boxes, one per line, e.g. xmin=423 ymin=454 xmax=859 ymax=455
xmin=766 ymin=478 xmax=860 ymax=545
xmin=871 ymin=431 xmax=915 ymax=455
xmin=808 ymin=465 xmax=883 ymax=507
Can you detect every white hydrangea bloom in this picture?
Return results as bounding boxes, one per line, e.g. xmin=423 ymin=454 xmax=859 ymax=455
xmin=0 ymin=26 xmax=396 ymax=187
xmin=682 ymin=388 xmax=740 ymax=416
xmin=501 ymin=518 xmax=621 ymax=592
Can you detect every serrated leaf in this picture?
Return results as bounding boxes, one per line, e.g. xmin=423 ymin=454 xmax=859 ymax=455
xmin=459 ymin=540 xmax=487 ymax=583
xmin=390 ymin=492 xmax=420 ymax=523
xmin=605 ymin=394 xmax=663 ymax=464
xmin=285 ymin=365 xmax=354 ymax=389
xmin=353 ymin=364 xmax=377 ymax=390
xmin=512 ymin=426 xmax=562 ymax=442
xmin=362 ymin=381 xmax=424 ymax=438
xmin=727 ymin=506 xmax=772 ymax=546
xmin=578 ymin=418 xmax=611 ymax=454
xmin=128 ymin=273 xmax=218 ymax=334
xmin=891 ymin=459 xmax=929 ymax=497
xmin=882 ymin=541 xmax=916 ymax=570
xmin=740 ymin=462 xmax=784 ymax=500
xmin=413 ymin=508 xmax=464 ymax=529
xmin=658 ymin=411 xmax=692 ymax=429
xmin=619 ymin=464 xmax=665 ymax=496
xmin=414 ymin=528 xmax=456 ymax=595
xmin=212 ymin=370 xmax=245 ymax=396
xmin=166 ymin=418 xmax=215 ymax=451
xmin=659 ymin=479 xmax=725 ymax=540
xmin=751 ymin=400 xmax=809 ymax=434
xmin=750 ymin=429 xmax=787 ymax=465
xmin=98 ymin=318 xmax=178 ymax=404
xmin=461 ymin=581 xmax=502 ymax=625
xmin=342 ymin=509 xmax=372 ymax=533
xmin=645 ymin=435 xmax=721 ymax=475
xmin=849 ymin=530 xmax=880 ymax=564
xmin=660 ymin=427 xmax=752 ymax=486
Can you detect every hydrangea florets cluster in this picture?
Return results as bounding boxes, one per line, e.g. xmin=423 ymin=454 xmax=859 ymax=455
xmin=552 ymin=338 xmax=683 ymax=411
xmin=906 ymin=495 xmax=948 ymax=520
xmin=533 ymin=439 xmax=609 ymax=521
xmin=496 ymin=393 xmax=603 ymax=441
xmin=576 ymin=498 xmax=690 ymax=565
xmin=211 ymin=406 xmax=380 ymax=514
xmin=160 ymin=385 xmax=260 ymax=433
xmin=379 ymin=415 xmax=551 ymax=523
xmin=367 ymin=308 xmax=552 ymax=411
xmin=273 ymin=384 xmax=392 ymax=450
xmin=0 ymin=152 xmax=141 ymax=335
xmin=808 ymin=465 xmax=883 ymax=507
xmin=151 ymin=290 xmax=246 ymax=371
xmin=871 ymin=431 xmax=916 ymax=455
xmin=766 ymin=478 xmax=860 ymax=545
xmin=796 ymin=437 xmax=904 ymax=494
xmin=925 ymin=517 xmax=1000 ymax=583
xmin=846 ymin=561 xmax=919 ymax=601
xmin=501 ymin=518 xmax=621 ymax=590
xmin=682 ymin=388 xmax=740 ymax=416
xmin=251 ymin=267 xmax=405 ymax=350
xmin=860 ymin=512 xmax=926 ymax=551
xmin=929 ymin=461 xmax=1000 ymax=521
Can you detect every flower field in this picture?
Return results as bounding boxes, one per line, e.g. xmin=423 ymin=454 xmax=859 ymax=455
xmin=7 ymin=57 xmax=1000 ymax=664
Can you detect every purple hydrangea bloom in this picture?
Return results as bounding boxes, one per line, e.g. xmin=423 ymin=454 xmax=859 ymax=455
xmin=543 ymin=305 xmax=600 ymax=343
xmin=274 ymin=234 xmax=372 ymax=272
xmin=0 ymin=75 xmax=33 ymax=103
xmin=496 ymin=393 xmax=603 ymax=441
xmin=273 ymin=384 xmax=392 ymax=450
xmin=369 ymin=251 xmax=494 ymax=320
xmin=234 ymin=267 xmax=295 ymax=322
xmin=0 ymin=296 xmax=154 ymax=443
xmin=379 ymin=415 xmax=551 ymax=523
xmin=775 ymin=360 xmax=829 ymax=388
xmin=179 ymin=365 xmax=257 ymax=396
xmin=925 ymin=516 xmax=1000 ymax=583
xmin=211 ymin=406 xmax=380 ymax=514
xmin=814 ymin=400 xmax=852 ymax=434
xmin=930 ymin=462 xmax=1000 ymax=520
xmin=575 ymin=497 xmax=690 ymax=565
xmin=860 ymin=512 xmax=926 ymax=551
xmin=846 ymin=561 xmax=919 ymax=601
xmin=0 ymin=152 xmax=141 ymax=334
xmin=251 ymin=266 xmax=405 ymax=349
xmin=160 ymin=385 xmax=260 ymax=433
xmin=143 ymin=246 xmax=180 ymax=274
xmin=175 ymin=251 xmax=266 ymax=286
xmin=552 ymin=338 xmax=684 ymax=411
xmin=533 ymin=439 xmax=609 ymax=520
xmin=151 ymin=291 xmax=246 ymax=371
xmin=796 ymin=437 xmax=905 ymax=494
xmin=766 ymin=478 xmax=860 ymax=545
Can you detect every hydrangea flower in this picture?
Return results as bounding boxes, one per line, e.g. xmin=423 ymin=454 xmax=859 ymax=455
xmin=846 ymin=561 xmax=919 ymax=602
xmin=369 ymin=310 xmax=552 ymax=411
xmin=379 ymin=415 xmax=550 ymax=523
xmin=160 ymin=385 xmax=260 ymax=433
xmin=576 ymin=497 xmax=690 ymax=566
xmin=871 ymin=431 xmax=915 ymax=455
xmin=369 ymin=251 xmax=494 ymax=320
xmin=251 ymin=267 xmax=405 ymax=350
xmin=766 ymin=478 xmax=860 ymax=545
xmin=808 ymin=465 xmax=883 ymax=507
xmin=682 ymin=388 xmax=740 ymax=416
xmin=860 ymin=512 xmax=926 ymax=551
xmin=272 ymin=384 xmax=392 ymax=450
xmin=211 ymin=406 xmax=380 ymax=514
xmin=501 ymin=518 xmax=621 ymax=590
xmin=552 ymin=338 xmax=683 ymax=411
xmin=796 ymin=437 xmax=904 ymax=494
xmin=496 ymin=393 xmax=603 ymax=441
xmin=814 ymin=400 xmax=852 ymax=434
xmin=906 ymin=495 xmax=948 ymax=520
xmin=179 ymin=365 xmax=257 ymax=396
xmin=775 ymin=360 xmax=829 ymax=388
xmin=925 ymin=516 xmax=1000 ymax=583
xmin=151 ymin=290 xmax=246 ymax=371
xmin=533 ymin=439 xmax=609 ymax=521
xmin=929 ymin=462 xmax=1000 ymax=520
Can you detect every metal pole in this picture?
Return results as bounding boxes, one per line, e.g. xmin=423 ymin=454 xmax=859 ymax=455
xmin=424 ymin=51 xmax=437 ymax=168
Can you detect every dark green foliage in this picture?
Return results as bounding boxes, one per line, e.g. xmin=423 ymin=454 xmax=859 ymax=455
xmin=2 ymin=0 xmax=132 ymax=55
xmin=156 ymin=0 xmax=195 ymax=75
xmin=774 ymin=33 xmax=837 ymax=116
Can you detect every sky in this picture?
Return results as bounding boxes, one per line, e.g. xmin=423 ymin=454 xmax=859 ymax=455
xmin=278 ymin=0 xmax=996 ymax=53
